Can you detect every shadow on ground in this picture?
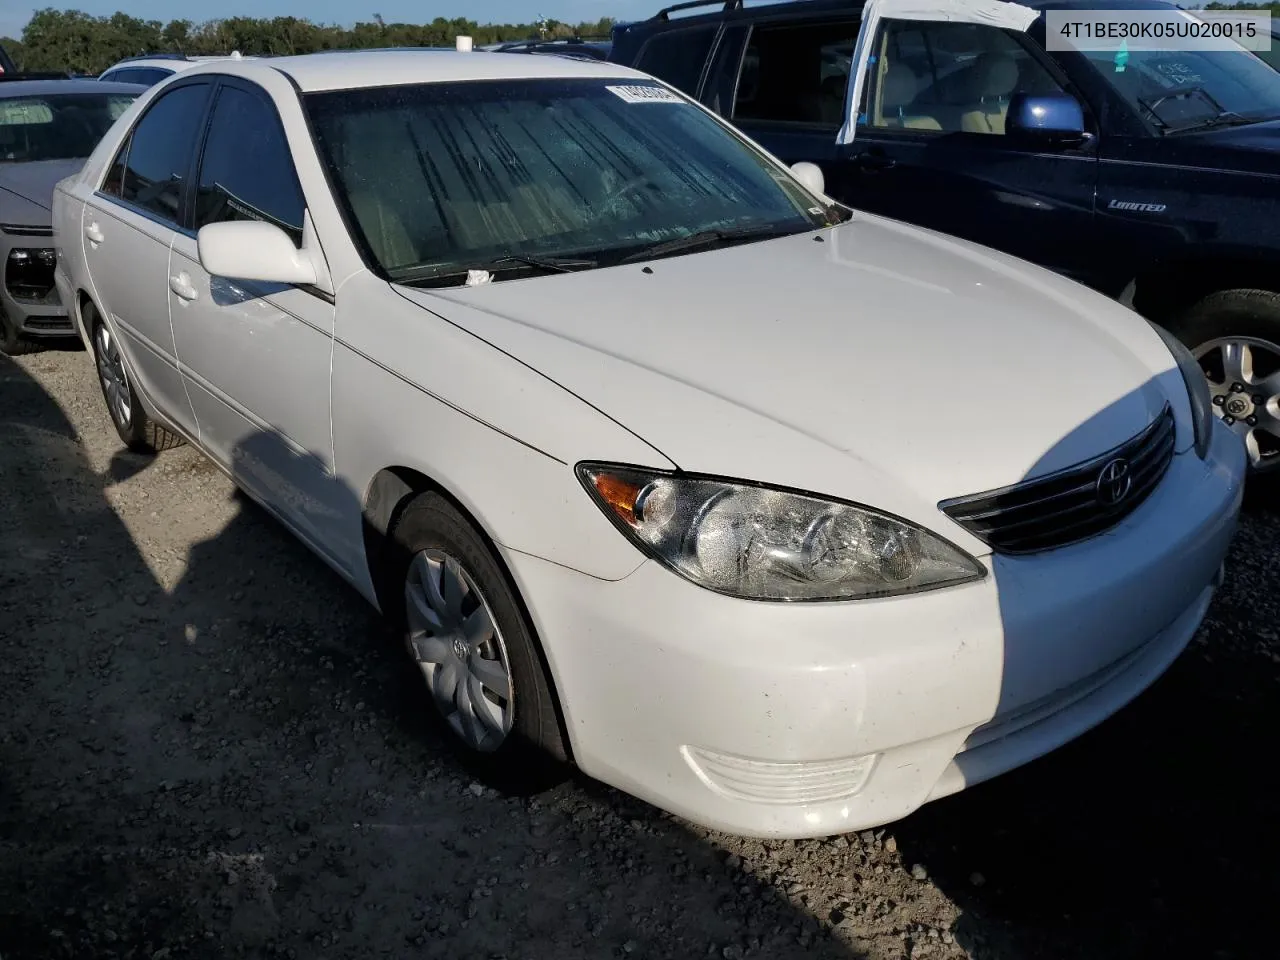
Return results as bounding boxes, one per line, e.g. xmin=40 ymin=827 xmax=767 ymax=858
xmin=0 ymin=351 xmax=866 ymax=959
xmin=895 ymin=494 xmax=1280 ymax=960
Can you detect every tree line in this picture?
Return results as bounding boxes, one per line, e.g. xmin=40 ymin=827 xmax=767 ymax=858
xmin=1 ymin=7 xmax=619 ymax=75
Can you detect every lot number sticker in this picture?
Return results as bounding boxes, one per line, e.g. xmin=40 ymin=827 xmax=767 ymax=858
xmin=607 ymin=85 xmax=683 ymax=104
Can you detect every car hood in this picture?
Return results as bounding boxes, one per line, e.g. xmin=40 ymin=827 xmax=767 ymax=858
xmin=0 ymin=158 xmax=85 ymax=216
xmin=1174 ymin=119 xmax=1280 ymax=175
xmin=399 ymin=215 xmax=1180 ymax=512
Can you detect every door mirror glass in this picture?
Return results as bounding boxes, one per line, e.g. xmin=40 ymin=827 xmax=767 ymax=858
xmin=790 ymin=161 xmax=826 ymax=197
xmin=1006 ymin=93 xmax=1086 ymax=144
xmin=197 ymin=220 xmax=317 ymax=286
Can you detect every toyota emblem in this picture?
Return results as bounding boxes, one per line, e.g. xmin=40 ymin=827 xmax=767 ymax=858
xmin=1096 ymin=458 xmax=1132 ymax=506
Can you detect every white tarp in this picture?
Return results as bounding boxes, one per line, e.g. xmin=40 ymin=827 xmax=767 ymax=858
xmin=837 ymin=0 xmax=1040 ymax=145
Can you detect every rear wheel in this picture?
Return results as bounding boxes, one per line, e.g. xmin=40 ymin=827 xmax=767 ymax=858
xmin=1168 ymin=289 xmax=1280 ymax=474
xmin=86 ymin=303 xmax=182 ymax=453
xmin=0 ymin=304 xmax=41 ymax=356
xmin=388 ymin=491 xmax=568 ymax=790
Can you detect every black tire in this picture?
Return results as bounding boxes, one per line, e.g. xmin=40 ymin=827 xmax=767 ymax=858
xmin=85 ymin=303 xmax=183 ymax=453
xmin=387 ymin=491 xmax=569 ymax=791
xmin=1167 ymin=289 xmax=1280 ymax=354
xmin=0 ymin=303 xmax=42 ymax=356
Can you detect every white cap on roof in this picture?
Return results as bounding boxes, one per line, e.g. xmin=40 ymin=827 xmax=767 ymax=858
xmin=456 ymin=36 xmax=474 ymax=53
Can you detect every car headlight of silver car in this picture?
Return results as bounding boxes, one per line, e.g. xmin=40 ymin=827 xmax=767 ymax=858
xmin=578 ymin=463 xmax=986 ymax=602
xmin=1151 ymin=323 xmax=1213 ymax=460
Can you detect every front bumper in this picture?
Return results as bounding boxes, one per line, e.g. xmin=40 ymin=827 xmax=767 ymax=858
xmin=1 ymin=238 xmax=71 ymax=338
xmin=503 ymin=421 xmax=1244 ymax=838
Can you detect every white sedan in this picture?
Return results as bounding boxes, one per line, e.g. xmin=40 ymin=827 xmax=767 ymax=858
xmin=52 ymin=49 xmax=1244 ymax=838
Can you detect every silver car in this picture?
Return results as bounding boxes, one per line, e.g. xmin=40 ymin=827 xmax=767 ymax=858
xmin=1 ymin=79 xmax=143 ymax=354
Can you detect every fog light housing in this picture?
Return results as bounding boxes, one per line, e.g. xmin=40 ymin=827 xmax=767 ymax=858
xmin=6 ymin=247 xmax=57 ymax=302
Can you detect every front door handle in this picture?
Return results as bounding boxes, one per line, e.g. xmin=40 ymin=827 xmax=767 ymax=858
xmin=854 ymin=151 xmax=897 ymax=172
xmin=84 ymin=221 xmax=104 ymax=245
xmin=169 ymin=273 xmax=198 ymax=302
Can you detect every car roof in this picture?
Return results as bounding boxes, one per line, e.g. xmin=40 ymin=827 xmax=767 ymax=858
xmin=621 ymin=0 xmax=1178 ymax=28
xmin=204 ymin=49 xmax=647 ymax=94
xmin=102 ymin=54 xmax=253 ymax=74
xmin=0 ymin=78 xmax=147 ymax=97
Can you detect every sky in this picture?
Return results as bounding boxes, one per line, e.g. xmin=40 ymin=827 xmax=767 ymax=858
xmin=0 ymin=0 xmax=664 ymax=39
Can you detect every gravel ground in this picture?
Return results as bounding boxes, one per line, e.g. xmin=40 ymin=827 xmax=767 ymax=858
xmin=2 ymin=345 xmax=1277 ymax=960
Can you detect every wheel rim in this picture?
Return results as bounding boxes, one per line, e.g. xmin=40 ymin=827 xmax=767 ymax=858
xmin=1193 ymin=336 xmax=1280 ymax=472
xmin=404 ymin=549 xmax=514 ymax=752
xmin=94 ymin=324 xmax=132 ymax=428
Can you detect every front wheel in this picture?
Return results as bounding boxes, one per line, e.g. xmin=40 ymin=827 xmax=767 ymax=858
xmin=1169 ymin=289 xmax=1280 ymax=474
xmin=388 ymin=491 xmax=568 ymax=790
xmin=87 ymin=304 xmax=181 ymax=453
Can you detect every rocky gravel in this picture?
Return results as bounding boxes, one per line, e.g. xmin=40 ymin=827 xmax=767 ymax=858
xmin=2 ymin=345 xmax=1277 ymax=960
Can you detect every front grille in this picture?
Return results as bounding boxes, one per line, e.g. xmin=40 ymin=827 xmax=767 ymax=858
xmin=0 ymin=223 xmax=53 ymax=237
xmin=939 ymin=405 xmax=1175 ymax=555
xmin=25 ymin=315 xmax=72 ymax=331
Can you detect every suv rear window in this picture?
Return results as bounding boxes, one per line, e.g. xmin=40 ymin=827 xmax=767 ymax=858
xmin=635 ymin=25 xmax=718 ymax=96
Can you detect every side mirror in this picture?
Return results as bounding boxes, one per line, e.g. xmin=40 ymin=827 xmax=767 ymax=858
xmin=790 ymin=161 xmax=826 ymax=197
xmin=1006 ymin=93 xmax=1087 ymax=146
xmin=197 ymin=220 xmax=317 ymax=286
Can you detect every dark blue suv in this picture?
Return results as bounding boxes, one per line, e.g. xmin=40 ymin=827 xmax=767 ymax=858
xmin=612 ymin=0 xmax=1280 ymax=473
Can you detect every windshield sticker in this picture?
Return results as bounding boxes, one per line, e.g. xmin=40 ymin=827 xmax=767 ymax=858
xmin=1114 ymin=40 xmax=1130 ymax=72
xmin=0 ymin=100 xmax=53 ymax=125
xmin=606 ymin=85 xmax=683 ymax=105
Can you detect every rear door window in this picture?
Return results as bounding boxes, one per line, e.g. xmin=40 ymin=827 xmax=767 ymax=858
xmin=733 ymin=19 xmax=861 ymax=128
xmin=108 ymin=81 xmax=211 ymax=224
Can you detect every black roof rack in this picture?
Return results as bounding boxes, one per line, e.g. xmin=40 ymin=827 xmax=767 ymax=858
xmin=495 ymin=36 xmax=611 ymax=49
xmin=650 ymin=0 xmax=744 ymax=21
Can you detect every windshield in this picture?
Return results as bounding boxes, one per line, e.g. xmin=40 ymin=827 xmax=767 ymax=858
xmin=0 ymin=92 xmax=137 ymax=162
xmin=304 ymin=78 xmax=841 ymax=285
xmin=1078 ymin=41 xmax=1280 ymax=132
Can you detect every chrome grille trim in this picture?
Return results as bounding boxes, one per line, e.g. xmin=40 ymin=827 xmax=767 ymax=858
xmin=939 ymin=405 xmax=1175 ymax=555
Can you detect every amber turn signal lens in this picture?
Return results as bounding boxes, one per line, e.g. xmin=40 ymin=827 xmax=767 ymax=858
xmin=591 ymin=473 xmax=644 ymax=526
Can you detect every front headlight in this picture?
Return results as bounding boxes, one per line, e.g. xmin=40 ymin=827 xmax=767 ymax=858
xmin=577 ymin=463 xmax=986 ymax=602
xmin=1151 ymin=323 xmax=1213 ymax=460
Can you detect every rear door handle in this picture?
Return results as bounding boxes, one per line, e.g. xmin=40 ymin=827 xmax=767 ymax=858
xmin=854 ymin=151 xmax=897 ymax=172
xmin=169 ymin=273 xmax=198 ymax=302
xmin=84 ymin=221 xmax=104 ymax=245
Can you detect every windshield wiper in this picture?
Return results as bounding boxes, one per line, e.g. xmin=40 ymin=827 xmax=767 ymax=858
xmin=395 ymin=253 xmax=597 ymax=288
xmin=1138 ymin=86 xmax=1258 ymax=135
xmin=617 ymin=226 xmax=800 ymax=265
xmin=1164 ymin=111 xmax=1260 ymax=135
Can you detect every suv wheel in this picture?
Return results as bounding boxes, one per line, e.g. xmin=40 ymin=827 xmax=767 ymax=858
xmin=1169 ymin=288 xmax=1280 ymax=473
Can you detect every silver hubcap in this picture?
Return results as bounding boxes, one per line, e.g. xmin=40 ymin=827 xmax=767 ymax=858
xmin=1194 ymin=336 xmax=1280 ymax=471
xmin=94 ymin=324 xmax=131 ymax=428
xmin=404 ymin=550 xmax=513 ymax=752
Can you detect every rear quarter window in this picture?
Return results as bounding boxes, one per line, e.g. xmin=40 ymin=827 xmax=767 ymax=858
xmin=635 ymin=25 xmax=719 ymax=96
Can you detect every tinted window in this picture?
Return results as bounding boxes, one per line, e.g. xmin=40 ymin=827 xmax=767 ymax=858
xmin=103 ymin=67 xmax=173 ymax=87
xmin=117 ymin=82 xmax=209 ymax=223
xmin=0 ymin=92 xmax=137 ymax=163
xmin=306 ymin=78 xmax=839 ymax=285
xmin=734 ymin=20 xmax=860 ymax=127
xmin=194 ymin=85 xmax=305 ymax=245
xmin=859 ymin=20 xmax=1066 ymax=135
xmin=103 ymin=133 xmax=130 ymax=195
xmin=635 ymin=25 xmax=718 ymax=96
